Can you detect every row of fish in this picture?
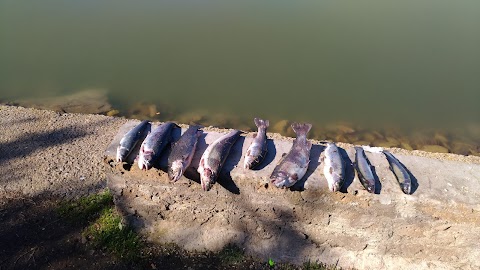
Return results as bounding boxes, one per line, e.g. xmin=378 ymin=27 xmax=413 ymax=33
xmin=116 ymin=118 xmax=412 ymax=194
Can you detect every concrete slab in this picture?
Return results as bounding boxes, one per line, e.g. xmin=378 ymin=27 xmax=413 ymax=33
xmin=105 ymin=120 xmax=480 ymax=270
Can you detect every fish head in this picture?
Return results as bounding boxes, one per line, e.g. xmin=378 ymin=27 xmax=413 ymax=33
xmin=200 ymin=168 xmax=215 ymax=191
xmin=116 ymin=146 xmax=128 ymax=162
xmin=168 ymin=160 xmax=185 ymax=182
xmin=138 ymin=147 xmax=154 ymax=170
xmin=328 ymin=178 xmax=342 ymax=192
xmin=270 ymin=171 xmax=289 ymax=188
xmin=366 ymin=184 xmax=375 ymax=193
xmin=243 ymin=154 xmax=256 ymax=170
xmin=401 ymin=183 xmax=411 ymax=195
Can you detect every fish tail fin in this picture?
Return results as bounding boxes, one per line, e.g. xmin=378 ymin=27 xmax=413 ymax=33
xmin=254 ymin=118 xmax=270 ymax=129
xmin=291 ymin=122 xmax=312 ymax=136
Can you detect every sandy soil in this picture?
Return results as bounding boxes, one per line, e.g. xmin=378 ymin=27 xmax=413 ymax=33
xmin=1 ymin=105 xmax=480 ymax=270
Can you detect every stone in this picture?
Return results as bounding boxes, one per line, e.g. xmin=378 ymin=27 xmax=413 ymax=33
xmin=106 ymin=109 xmax=120 ymax=116
xmin=14 ymin=88 xmax=112 ymax=114
xmin=420 ymin=145 xmax=449 ymax=153
xmin=400 ymin=142 xmax=414 ymax=151
xmin=450 ymin=142 xmax=474 ymax=156
xmin=433 ymin=132 xmax=449 ymax=147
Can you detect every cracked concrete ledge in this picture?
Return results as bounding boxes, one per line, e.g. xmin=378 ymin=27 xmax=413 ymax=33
xmin=105 ymin=120 xmax=480 ymax=270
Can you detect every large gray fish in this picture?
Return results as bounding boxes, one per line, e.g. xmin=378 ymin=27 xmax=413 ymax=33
xmin=383 ymin=151 xmax=411 ymax=194
xmin=198 ymin=130 xmax=242 ymax=191
xmin=138 ymin=122 xmax=176 ymax=170
xmin=244 ymin=118 xmax=269 ymax=169
xmin=354 ymin=147 xmax=375 ymax=193
xmin=270 ymin=123 xmax=312 ymax=188
xmin=116 ymin=120 xmax=150 ymax=162
xmin=322 ymin=142 xmax=345 ymax=192
xmin=168 ymin=125 xmax=202 ymax=181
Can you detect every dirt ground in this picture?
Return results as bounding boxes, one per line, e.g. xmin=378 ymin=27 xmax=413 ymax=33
xmin=1 ymin=105 xmax=480 ymax=270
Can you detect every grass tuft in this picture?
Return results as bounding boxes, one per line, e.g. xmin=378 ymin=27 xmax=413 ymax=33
xmin=57 ymin=190 xmax=113 ymax=224
xmin=218 ymin=244 xmax=245 ymax=265
xmin=83 ymin=207 xmax=142 ymax=261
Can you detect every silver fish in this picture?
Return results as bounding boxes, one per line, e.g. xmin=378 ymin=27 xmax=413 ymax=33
xmin=322 ymin=142 xmax=345 ymax=192
xmin=116 ymin=120 xmax=150 ymax=162
xmin=383 ymin=151 xmax=411 ymax=194
xmin=244 ymin=118 xmax=269 ymax=169
xmin=354 ymin=147 xmax=375 ymax=193
xmin=138 ymin=122 xmax=176 ymax=170
xmin=168 ymin=125 xmax=202 ymax=181
xmin=270 ymin=123 xmax=312 ymax=188
xmin=198 ymin=130 xmax=242 ymax=191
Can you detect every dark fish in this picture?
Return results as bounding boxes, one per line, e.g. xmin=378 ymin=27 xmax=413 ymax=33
xmin=322 ymin=142 xmax=345 ymax=192
xmin=383 ymin=151 xmax=412 ymax=194
xmin=198 ymin=130 xmax=242 ymax=191
xmin=116 ymin=120 xmax=150 ymax=162
xmin=270 ymin=123 xmax=312 ymax=188
xmin=168 ymin=125 xmax=202 ymax=181
xmin=138 ymin=122 xmax=176 ymax=170
xmin=244 ymin=118 xmax=269 ymax=169
xmin=354 ymin=147 xmax=375 ymax=193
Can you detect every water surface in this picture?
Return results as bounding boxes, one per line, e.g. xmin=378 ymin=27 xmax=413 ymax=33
xmin=1 ymin=1 xmax=479 ymax=153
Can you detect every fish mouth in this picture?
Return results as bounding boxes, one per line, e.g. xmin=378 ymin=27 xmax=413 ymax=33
xmin=168 ymin=161 xmax=184 ymax=182
xmin=168 ymin=168 xmax=183 ymax=182
xmin=137 ymin=156 xmax=151 ymax=170
xmin=116 ymin=147 xmax=127 ymax=162
xmin=329 ymin=183 xmax=340 ymax=192
xmin=200 ymin=168 xmax=215 ymax=191
xmin=270 ymin=173 xmax=287 ymax=188
xmin=401 ymin=183 xmax=411 ymax=194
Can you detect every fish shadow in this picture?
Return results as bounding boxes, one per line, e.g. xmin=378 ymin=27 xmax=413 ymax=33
xmin=153 ymin=125 xmax=182 ymax=171
xmin=370 ymin=165 xmax=382 ymax=194
xmin=252 ymin=139 xmax=277 ymax=170
xmin=408 ymin=169 xmax=419 ymax=194
xmin=217 ymin=136 xmax=245 ymax=195
xmin=338 ymin=147 xmax=355 ymax=193
xmin=290 ymin=144 xmax=325 ymax=191
xmin=182 ymin=132 xmax=208 ymax=184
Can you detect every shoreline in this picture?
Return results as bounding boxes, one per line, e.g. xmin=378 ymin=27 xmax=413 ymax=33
xmin=5 ymin=91 xmax=479 ymax=157
xmin=1 ymin=105 xmax=480 ymax=269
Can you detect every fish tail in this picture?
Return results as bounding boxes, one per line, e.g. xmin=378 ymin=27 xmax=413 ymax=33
xmin=291 ymin=122 xmax=312 ymax=136
xmin=254 ymin=118 xmax=269 ymax=129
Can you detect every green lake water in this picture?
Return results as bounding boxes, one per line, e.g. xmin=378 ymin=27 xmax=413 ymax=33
xmin=1 ymin=1 xmax=479 ymax=154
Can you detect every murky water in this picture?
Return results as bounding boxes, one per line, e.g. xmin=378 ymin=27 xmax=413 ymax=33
xmin=1 ymin=1 xmax=479 ymax=155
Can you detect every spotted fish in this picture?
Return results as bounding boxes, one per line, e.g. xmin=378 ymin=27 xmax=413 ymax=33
xmin=244 ymin=118 xmax=269 ymax=169
xmin=116 ymin=120 xmax=150 ymax=162
xmin=322 ymin=142 xmax=345 ymax=192
xmin=383 ymin=151 xmax=411 ymax=194
xmin=138 ymin=122 xmax=176 ymax=170
xmin=354 ymin=146 xmax=375 ymax=193
xmin=270 ymin=123 xmax=312 ymax=188
xmin=198 ymin=130 xmax=242 ymax=191
xmin=168 ymin=125 xmax=202 ymax=181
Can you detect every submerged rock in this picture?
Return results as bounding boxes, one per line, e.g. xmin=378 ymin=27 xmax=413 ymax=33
xmin=128 ymin=102 xmax=161 ymax=119
xmin=450 ymin=142 xmax=475 ymax=156
xmin=14 ymin=88 xmax=113 ymax=114
xmin=400 ymin=142 xmax=414 ymax=151
xmin=420 ymin=145 xmax=449 ymax=153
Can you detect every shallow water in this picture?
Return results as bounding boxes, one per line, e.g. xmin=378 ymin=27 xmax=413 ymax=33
xmin=1 ymin=1 xmax=479 ymax=154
